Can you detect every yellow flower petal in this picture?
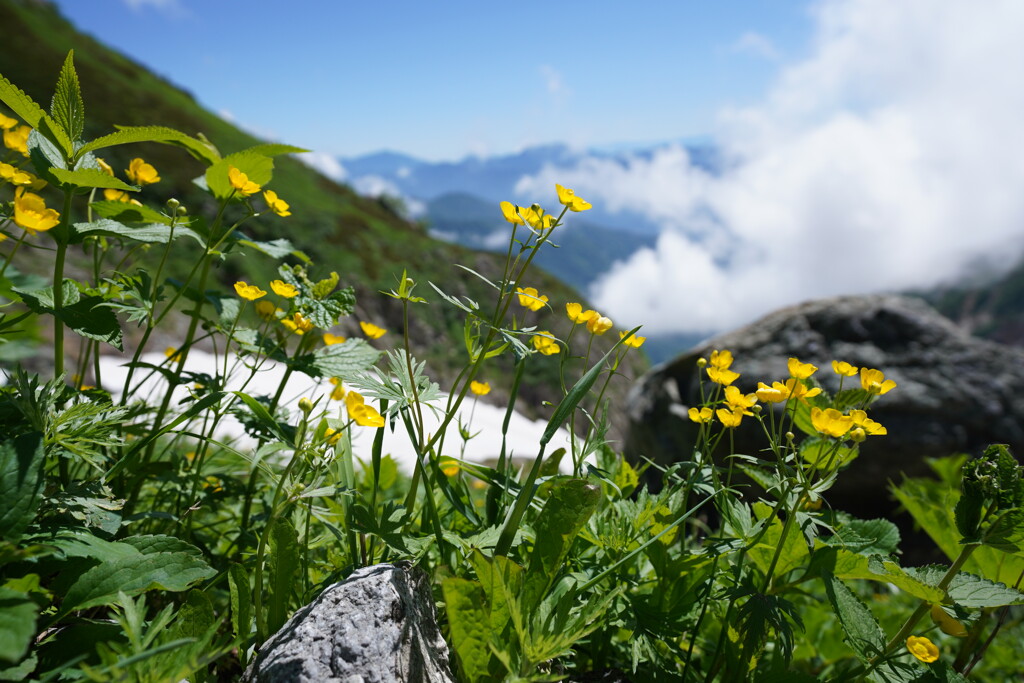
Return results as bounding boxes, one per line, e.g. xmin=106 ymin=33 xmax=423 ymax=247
xmin=470 ymin=380 xmax=491 ymax=396
xmin=126 ymin=158 xmax=160 ymax=185
xmin=360 ymin=321 xmax=386 ymax=339
xmin=234 ymin=281 xmax=267 ymax=301
xmin=270 ymin=279 xmax=299 ymax=298
xmin=906 ymin=635 xmax=939 ymax=663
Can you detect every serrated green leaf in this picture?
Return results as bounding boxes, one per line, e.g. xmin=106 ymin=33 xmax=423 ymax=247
xmin=236 ymin=236 xmax=295 ymax=259
xmin=841 ymin=518 xmax=901 ymax=556
xmin=59 ymin=551 xmax=216 ymax=615
xmin=901 ymin=566 xmax=1024 ymax=608
xmin=229 ymin=563 xmax=252 ymax=643
xmin=243 ymin=143 xmax=309 ymax=157
xmin=50 ymin=167 xmax=137 ymax=191
xmin=303 ymin=339 xmax=380 ymax=379
xmin=89 ymin=200 xmax=174 ymax=225
xmin=0 ymin=587 xmax=37 ymax=664
xmin=0 ymin=433 xmax=45 ymax=543
xmin=0 ymin=71 xmax=46 ymax=129
xmin=50 ymin=50 xmax=85 ymax=141
xmin=748 ymin=503 xmax=810 ymax=579
xmin=206 ymin=150 xmax=274 ymax=200
xmin=823 ymin=573 xmax=885 ymax=664
xmin=442 ymin=578 xmax=502 ymax=682
xmin=865 ymin=557 xmax=945 ymax=603
xmin=268 ymin=516 xmax=299 ymax=635
xmin=311 ymin=271 xmax=339 ymax=299
xmin=14 ymin=280 xmax=122 ymax=350
xmin=983 ymin=507 xmax=1024 ymax=553
xmin=72 ymin=218 xmax=204 ymax=247
xmin=79 ymin=125 xmax=220 ymax=165
xmin=121 ymin=535 xmax=204 ymax=559
xmin=524 ymin=479 xmax=600 ymax=611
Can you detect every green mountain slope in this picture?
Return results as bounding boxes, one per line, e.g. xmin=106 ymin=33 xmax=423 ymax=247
xmin=0 ymin=0 xmax=645 ymax=417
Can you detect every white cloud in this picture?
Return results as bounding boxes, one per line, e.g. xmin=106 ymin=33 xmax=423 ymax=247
xmin=351 ymin=175 xmax=426 ymax=218
xmin=730 ymin=31 xmax=780 ymax=60
xmin=122 ymin=0 xmax=183 ymax=13
xmin=540 ymin=65 xmax=570 ymax=107
xmin=301 ymin=152 xmax=347 ymax=182
xmin=518 ymin=0 xmax=1024 ymax=336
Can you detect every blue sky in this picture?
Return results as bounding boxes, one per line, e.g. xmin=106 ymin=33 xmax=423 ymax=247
xmin=50 ymin=0 xmax=813 ymax=161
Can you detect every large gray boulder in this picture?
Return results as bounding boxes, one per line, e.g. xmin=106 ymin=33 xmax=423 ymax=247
xmin=626 ymin=294 xmax=1024 ymax=515
xmin=244 ymin=562 xmax=455 ymax=683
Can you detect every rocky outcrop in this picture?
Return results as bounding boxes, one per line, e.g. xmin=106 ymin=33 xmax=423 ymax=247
xmin=626 ymin=295 xmax=1024 ymax=516
xmin=244 ymin=563 xmax=455 ymax=683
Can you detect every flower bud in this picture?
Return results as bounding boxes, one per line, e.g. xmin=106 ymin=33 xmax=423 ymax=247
xmin=850 ymin=427 xmax=867 ymax=443
xmin=697 ymin=358 xmax=708 ymax=368
xmin=298 ymin=397 xmax=314 ymax=415
xmin=166 ymin=198 xmax=180 ymax=210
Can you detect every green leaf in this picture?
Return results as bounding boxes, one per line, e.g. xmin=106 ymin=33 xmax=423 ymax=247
xmin=243 ymin=143 xmax=309 ymax=157
xmin=748 ymin=503 xmax=810 ymax=579
xmin=0 ymin=433 xmax=45 ymax=542
xmin=524 ymin=479 xmax=600 ymax=610
xmin=89 ymin=200 xmax=174 ymax=225
xmin=72 ymin=218 xmax=204 ymax=247
xmin=231 ymin=391 xmax=291 ymax=443
xmin=78 ymin=125 xmax=220 ymax=165
xmin=901 ymin=566 xmax=1024 ymax=608
xmin=839 ymin=518 xmax=901 ymax=556
xmin=800 ymin=438 xmax=858 ymax=469
xmin=442 ymin=578 xmax=502 ymax=682
xmin=236 ymin=236 xmax=295 ymax=259
xmin=0 ymin=71 xmax=46 ymax=129
xmin=864 ymin=557 xmax=945 ymax=603
xmin=302 ymin=339 xmax=380 ymax=379
xmin=228 ymin=563 xmax=252 ymax=643
xmin=983 ymin=508 xmax=1024 ymax=553
xmin=59 ymin=296 xmax=123 ymax=349
xmin=822 ymin=573 xmax=885 ymax=664
xmin=121 ymin=534 xmax=204 ymax=558
xmin=170 ymin=590 xmax=216 ymax=644
xmin=295 ymin=289 xmax=355 ymax=329
xmin=50 ymin=50 xmax=85 ymax=141
xmin=206 ymin=150 xmax=274 ymax=200
xmin=268 ymin=516 xmax=300 ymax=635
xmin=59 ymin=551 xmax=216 ymax=615
xmin=0 ymin=587 xmax=37 ymax=664
xmin=49 ymin=167 xmax=137 ymax=191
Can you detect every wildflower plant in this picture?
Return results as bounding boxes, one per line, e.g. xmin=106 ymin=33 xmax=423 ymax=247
xmin=1 ymin=50 xmax=1023 ymax=683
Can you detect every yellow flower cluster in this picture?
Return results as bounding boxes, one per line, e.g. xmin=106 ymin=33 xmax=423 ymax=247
xmin=0 ymin=162 xmax=43 ymax=188
xmin=564 ymin=302 xmax=615 ymax=337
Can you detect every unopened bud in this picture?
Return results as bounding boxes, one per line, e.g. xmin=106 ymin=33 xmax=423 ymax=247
xmin=850 ymin=427 xmax=867 ymax=443
xmin=785 ymin=431 xmax=795 ymax=442
xmin=696 ymin=358 xmax=708 ymax=368
xmin=166 ymin=198 xmax=180 ymax=210
xmin=298 ymin=397 xmax=314 ymax=414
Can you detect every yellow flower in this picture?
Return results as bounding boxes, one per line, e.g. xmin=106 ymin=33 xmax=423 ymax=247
xmin=360 ymin=321 xmax=386 ymax=339
xmin=97 ymin=158 xmax=115 ymax=176
xmin=832 ymin=360 xmax=859 ymax=377
xmin=439 ymin=456 xmax=461 ymax=477
xmin=788 ymin=357 xmax=818 ymax=379
xmin=255 ymin=300 xmax=277 ymax=319
xmin=282 ymin=312 xmax=314 ymax=335
xmin=13 ymin=187 xmax=60 ymax=234
xmin=784 ymin=378 xmax=822 ymax=402
xmin=756 ymin=381 xmax=788 ymax=403
xmin=126 ymin=158 xmax=160 ymax=185
xmin=329 ymin=377 xmax=347 ymax=401
xmin=103 ymin=188 xmax=141 ymax=205
xmin=619 ymin=330 xmax=646 ymax=348
xmin=323 ymin=332 xmax=346 ymax=346
xmin=860 ymin=368 xmax=897 ymax=395
xmin=709 ymin=349 xmax=734 ymax=370
xmin=716 ymin=407 xmax=744 ymax=428
xmin=500 ymin=200 xmax=525 ymax=225
xmin=0 ymin=112 xmax=17 ymax=129
xmin=586 ymin=314 xmax=613 ymax=335
xmin=0 ymin=162 xmax=30 ymax=186
xmin=234 ymin=281 xmax=267 ymax=301
xmin=346 ymin=390 xmax=385 ymax=428
xmin=516 ymin=286 xmax=548 ymax=311
xmin=519 ymin=204 xmax=554 ymax=229
xmin=810 ymin=407 xmax=854 ymax=438
xmin=724 ymin=385 xmax=757 ymax=416
xmin=324 ymin=427 xmax=342 ymax=445
xmin=532 ymin=331 xmax=560 ymax=355
xmin=849 ymin=409 xmax=886 ymax=435
xmin=688 ymin=406 xmax=713 ymax=424
xmin=930 ymin=604 xmax=968 ymax=638
xmin=270 ymin=279 xmax=299 ymax=298
xmin=906 ymin=635 xmax=939 ymax=663
xmin=566 ymin=302 xmax=596 ymax=324
xmin=707 ymin=366 xmax=740 ymax=386
xmin=555 ymin=183 xmax=592 ymax=212
xmin=263 ymin=190 xmax=291 ymax=217
xmin=228 ymin=166 xmax=261 ymax=196
xmin=470 ymin=380 xmax=491 ymax=396
xmin=3 ymin=125 xmax=30 ymax=156
xmin=165 ymin=346 xmax=183 ymax=363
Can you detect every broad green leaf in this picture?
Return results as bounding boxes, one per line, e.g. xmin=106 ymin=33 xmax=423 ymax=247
xmin=59 ymin=551 xmax=216 ymax=615
xmin=838 ymin=518 xmax=901 ymax=556
xmin=800 ymin=439 xmax=857 ymax=469
xmin=748 ymin=502 xmax=810 ymax=579
xmin=170 ymin=590 xmax=216 ymax=643
xmin=229 ymin=563 xmax=252 ymax=642
xmin=0 ymin=433 xmax=45 ymax=542
xmin=72 ymin=218 xmax=204 ymax=246
xmin=236 ymin=236 xmax=295 ymax=259
xmin=902 ymin=566 xmax=1024 ymax=608
xmin=0 ymin=587 xmax=37 ymax=664
xmin=268 ymin=516 xmax=300 ymax=635
xmin=303 ymin=339 xmax=380 ymax=379
xmin=822 ymin=573 xmax=885 ymax=664
xmin=89 ymin=200 xmax=174 ymax=225
xmin=0 ymin=71 xmax=46 ymax=129
xmin=206 ymin=150 xmax=274 ymax=200
xmin=50 ymin=167 xmax=137 ymax=191
xmin=50 ymin=50 xmax=85 ymax=141
xmin=121 ymin=534 xmax=204 ymax=558
xmin=524 ymin=479 xmax=600 ymax=610
xmin=442 ymin=578 xmax=502 ymax=682
xmin=864 ymin=557 xmax=945 ymax=603
xmin=983 ymin=508 xmax=1024 ymax=554
xmin=78 ymin=125 xmax=220 ymax=165
xmin=294 ymin=288 xmax=356 ymax=329
xmin=15 ymin=279 xmax=122 ymax=349
xmin=243 ymin=143 xmax=309 ymax=157
xmin=470 ymin=551 xmax=523 ymax=641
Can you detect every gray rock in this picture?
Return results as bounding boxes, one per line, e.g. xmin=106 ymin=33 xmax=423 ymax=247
xmin=626 ymin=294 xmax=1024 ymax=515
xmin=244 ymin=562 xmax=455 ymax=683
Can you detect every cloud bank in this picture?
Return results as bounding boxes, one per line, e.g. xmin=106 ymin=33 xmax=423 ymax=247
xmin=517 ymin=0 xmax=1024 ymax=336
